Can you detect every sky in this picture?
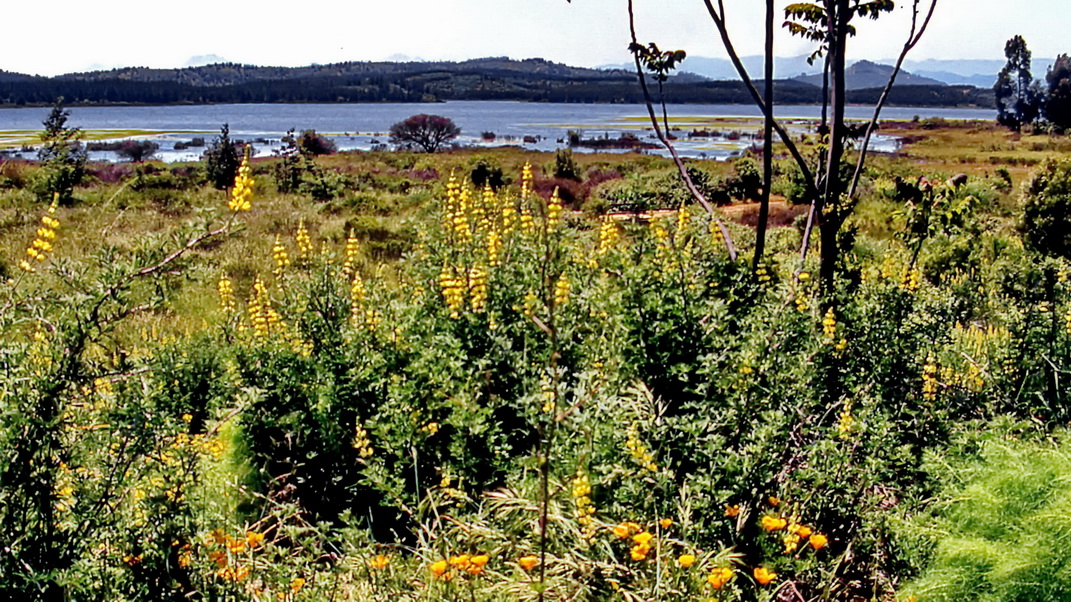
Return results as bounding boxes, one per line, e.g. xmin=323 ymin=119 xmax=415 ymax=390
xmin=3 ymin=0 xmax=1068 ymax=76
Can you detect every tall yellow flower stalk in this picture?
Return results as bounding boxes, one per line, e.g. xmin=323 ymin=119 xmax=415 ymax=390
xmin=247 ymin=276 xmax=271 ymax=339
xmin=18 ymin=194 xmax=60 ymax=273
xmin=519 ymin=162 xmax=535 ymax=233
xmin=341 ymin=229 xmax=360 ymax=279
xmin=349 ymin=270 xmax=368 ymax=328
xmin=295 ymin=220 xmax=313 ymax=261
xmin=271 ymin=236 xmax=290 ymax=280
xmin=217 ymin=276 xmax=236 ymax=314
xmin=546 ymin=187 xmax=563 ymax=231
xmin=468 ymin=263 xmax=488 ymax=313
xmin=439 ymin=264 xmax=465 ymax=319
xmin=455 ymin=186 xmax=472 ymax=244
xmin=443 ymin=173 xmax=460 ymax=240
xmin=229 ymin=150 xmax=254 ymax=213
xmin=590 ymin=219 xmax=620 ymax=267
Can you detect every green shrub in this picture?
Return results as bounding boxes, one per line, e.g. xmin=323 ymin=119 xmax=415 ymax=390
xmin=1021 ymin=158 xmax=1071 ymax=259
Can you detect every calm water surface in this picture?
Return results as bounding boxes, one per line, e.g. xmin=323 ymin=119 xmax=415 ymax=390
xmin=0 ymin=101 xmax=995 ymax=162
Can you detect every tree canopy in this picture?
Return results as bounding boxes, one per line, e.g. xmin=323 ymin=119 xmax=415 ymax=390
xmin=389 ymin=114 xmax=460 ymax=153
xmin=995 ymin=35 xmax=1041 ymax=130
xmin=1045 ymin=54 xmax=1071 ymax=131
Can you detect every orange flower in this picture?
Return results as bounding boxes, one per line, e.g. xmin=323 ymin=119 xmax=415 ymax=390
xmin=796 ymin=525 xmax=813 ymax=538
xmin=429 ymin=560 xmax=449 ymax=578
xmin=370 ymin=554 xmax=390 ymax=570
xmin=290 ymin=577 xmax=306 ymax=593
xmin=612 ymin=524 xmax=630 ymax=539
xmin=768 ymin=496 xmax=781 ymax=507
xmin=632 ymin=532 xmax=654 ymax=546
xmin=245 ymin=531 xmax=265 ymax=548
xmin=761 ymin=515 xmax=788 ymax=532
xmin=724 ymin=504 xmax=741 ymax=517
xmin=707 ymin=566 xmax=733 ymax=589
xmin=677 ymin=553 xmax=696 ymax=568
xmin=630 ymin=544 xmax=651 ymax=561
xmin=754 ymin=566 xmax=777 ymax=585
xmin=518 ymin=555 xmax=539 ymax=571
xmin=470 ymin=554 xmax=490 ymax=568
xmin=448 ymin=554 xmax=471 ymax=569
xmin=809 ymin=533 xmax=828 ymax=550
xmin=659 ymin=518 xmax=673 ymax=529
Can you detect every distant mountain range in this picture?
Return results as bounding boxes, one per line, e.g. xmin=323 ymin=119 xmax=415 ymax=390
xmin=604 ymin=55 xmax=1059 ymax=90
xmin=791 ymin=60 xmax=946 ymax=90
xmin=0 ymin=57 xmax=993 ymax=108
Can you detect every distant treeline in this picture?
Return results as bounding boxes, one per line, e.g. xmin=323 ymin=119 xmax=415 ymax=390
xmin=0 ymin=58 xmax=995 ymax=108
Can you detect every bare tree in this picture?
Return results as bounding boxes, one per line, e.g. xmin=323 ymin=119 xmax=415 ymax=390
xmin=627 ymin=0 xmax=936 ymax=292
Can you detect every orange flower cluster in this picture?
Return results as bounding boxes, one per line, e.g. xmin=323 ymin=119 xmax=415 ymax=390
xmin=204 ymin=528 xmax=265 ymax=582
xmin=429 ymin=553 xmax=491 ymax=581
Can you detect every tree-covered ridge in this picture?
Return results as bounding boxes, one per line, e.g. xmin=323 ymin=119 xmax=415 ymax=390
xmin=0 ymin=57 xmax=994 ymax=107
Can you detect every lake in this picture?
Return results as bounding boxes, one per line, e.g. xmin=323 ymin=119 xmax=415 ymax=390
xmin=0 ymin=101 xmax=996 ymax=162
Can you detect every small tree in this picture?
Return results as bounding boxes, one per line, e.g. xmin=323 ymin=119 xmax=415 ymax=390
xmin=297 ymin=130 xmax=338 ymax=156
xmin=995 ymin=36 xmax=1041 ymax=130
xmin=273 ymin=129 xmax=305 ymax=194
xmin=203 ymin=124 xmax=241 ymax=189
xmin=389 ymin=114 xmax=460 ymax=153
xmin=34 ymin=99 xmax=87 ymax=204
xmin=115 ymin=139 xmax=160 ymax=162
xmin=1045 ymin=54 xmax=1071 ymax=131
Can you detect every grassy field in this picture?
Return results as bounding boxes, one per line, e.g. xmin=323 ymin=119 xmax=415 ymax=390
xmin=3 ymin=122 xmax=1071 ymax=601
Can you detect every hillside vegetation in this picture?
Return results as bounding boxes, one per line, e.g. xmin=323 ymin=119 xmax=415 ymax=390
xmin=0 ymin=58 xmax=994 ymax=107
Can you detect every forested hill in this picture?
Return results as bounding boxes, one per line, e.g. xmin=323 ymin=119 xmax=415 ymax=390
xmin=0 ymin=57 xmax=995 ymax=108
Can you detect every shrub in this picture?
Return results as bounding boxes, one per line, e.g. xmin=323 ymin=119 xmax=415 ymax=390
xmin=297 ymin=130 xmax=337 ymax=156
xmin=1021 ymin=158 xmax=1071 ymax=259
xmin=470 ymin=159 xmax=507 ymax=191
xmin=115 ymin=139 xmax=160 ymax=163
xmin=32 ymin=100 xmax=86 ymax=204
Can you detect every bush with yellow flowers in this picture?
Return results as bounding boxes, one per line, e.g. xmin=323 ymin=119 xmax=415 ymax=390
xmin=3 ymin=142 xmax=1071 ymax=602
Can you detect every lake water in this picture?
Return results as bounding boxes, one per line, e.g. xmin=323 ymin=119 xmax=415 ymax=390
xmin=0 ymin=101 xmax=996 ymax=162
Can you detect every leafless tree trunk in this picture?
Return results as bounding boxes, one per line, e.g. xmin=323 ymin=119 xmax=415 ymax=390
xmin=754 ymin=0 xmax=774 ymax=270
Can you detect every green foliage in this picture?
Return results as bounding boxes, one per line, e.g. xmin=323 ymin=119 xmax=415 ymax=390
xmin=203 ymin=124 xmax=241 ymax=190
xmin=899 ymin=428 xmax=1071 ymax=602
xmin=553 ymin=148 xmax=580 ymax=181
xmin=1044 ymin=54 xmax=1071 ymax=131
xmin=2 ymin=135 xmax=1071 ymax=600
xmin=1020 ymin=158 xmax=1071 ymax=259
xmin=33 ymin=99 xmax=87 ymax=205
xmin=995 ymin=36 xmax=1041 ymax=131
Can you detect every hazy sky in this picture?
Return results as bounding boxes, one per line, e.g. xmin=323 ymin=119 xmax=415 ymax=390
xmin=4 ymin=0 xmax=1068 ymax=76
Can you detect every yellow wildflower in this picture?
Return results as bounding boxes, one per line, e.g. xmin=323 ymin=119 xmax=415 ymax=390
xmin=229 ymin=150 xmax=254 ymax=212
xmin=518 ymin=555 xmax=539 ymax=571
xmin=677 ymin=553 xmax=696 ymax=568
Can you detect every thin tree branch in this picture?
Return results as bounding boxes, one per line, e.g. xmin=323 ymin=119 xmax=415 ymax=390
xmin=700 ymin=0 xmax=819 ymax=201
xmin=847 ymin=0 xmax=938 ymax=200
xmin=628 ymin=0 xmax=738 ymax=261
